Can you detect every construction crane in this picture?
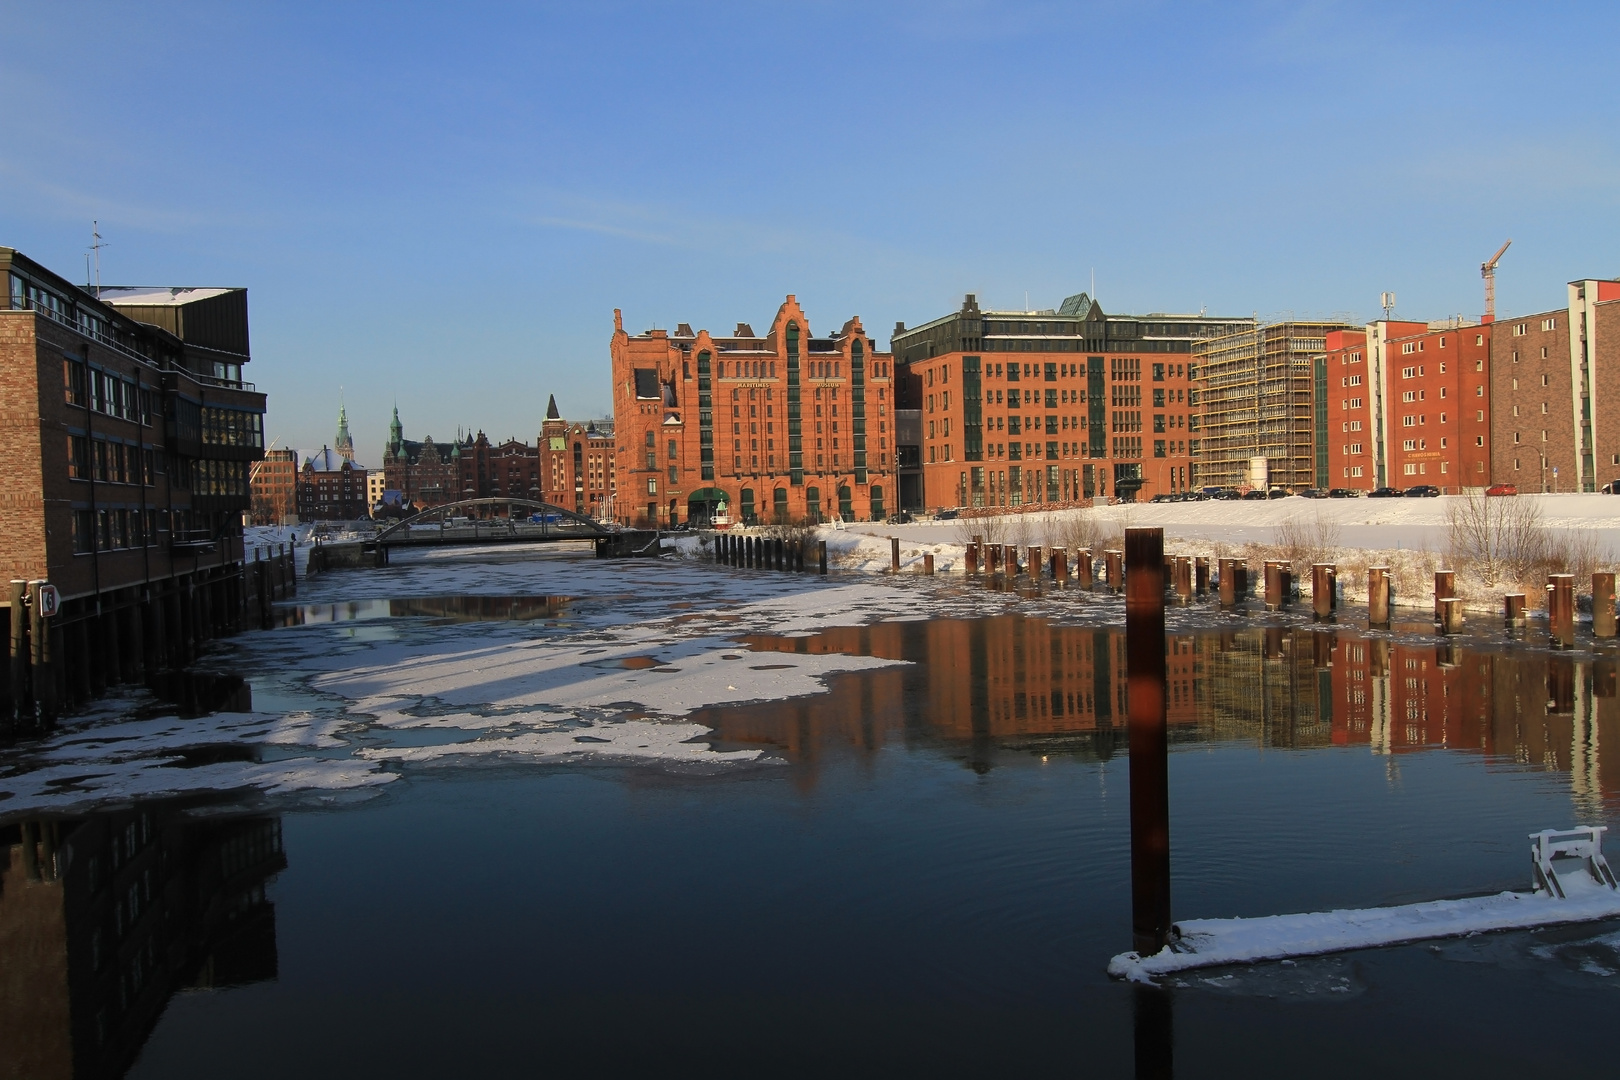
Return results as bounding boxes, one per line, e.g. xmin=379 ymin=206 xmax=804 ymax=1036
xmin=1481 ymin=239 xmax=1511 ymax=323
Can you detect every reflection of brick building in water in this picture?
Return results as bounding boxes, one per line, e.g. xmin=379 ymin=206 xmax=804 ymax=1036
xmin=696 ymin=618 xmax=1620 ymax=807
xmin=0 ymin=805 xmax=286 ymax=1079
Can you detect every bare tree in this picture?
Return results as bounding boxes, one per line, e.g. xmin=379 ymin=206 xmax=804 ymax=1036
xmin=1445 ymin=493 xmax=1545 ymax=585
xmin=1274 ymin=509 xmax=1342 ymax=578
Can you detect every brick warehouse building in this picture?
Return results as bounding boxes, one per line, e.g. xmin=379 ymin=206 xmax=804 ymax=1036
xmin=297 ymin=447 xmax=369 ymax=521
xmin=1324 ymin=320 xmax=1493 ymax=492
xmin=892 ymin=293 xmax=1251 ymax=508
xmin=611 ymin=296 xmax=897 ymax=527
xmin=1 ymin=248 xmax=266 ymax=710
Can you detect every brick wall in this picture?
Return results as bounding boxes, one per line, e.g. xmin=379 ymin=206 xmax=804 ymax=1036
xmin=1490 ymin=309 xmax=1574 ymax=491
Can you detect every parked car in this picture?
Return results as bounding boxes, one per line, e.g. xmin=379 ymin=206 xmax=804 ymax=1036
xmin=1151 ymin=493 xmax=1177 ymax=503
xmin=1485 ymin=483 xmax=1519 ymax=497
xmin=1368 ymin=487 xmax=1402 ymax=498
xmin=885 ymin=511 xmax=915 ymax=524
xmin=1327 ymin=488 xmax=1361 ymax=498
xmin=1211 ymin=488 xmax=1242 ymax=500
xmin=1268 ymin=487 xmax=1291 ymax=499
xmin=1601 ymin=480 xmax=1620 ymax=495
xmin=1404 ymin=485 xmax=1441 ymax=497
xmin=1241 ymin=489 xmax=1269 ymax=501
xmin=1297 ymin=488 xmax=1329 ymax=499
xmin=934 ymin=507 xmax=961 ymax=520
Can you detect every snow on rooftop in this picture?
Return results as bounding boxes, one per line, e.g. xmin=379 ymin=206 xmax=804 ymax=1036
xmin=96 ymin=286 xmax=236 ymax=306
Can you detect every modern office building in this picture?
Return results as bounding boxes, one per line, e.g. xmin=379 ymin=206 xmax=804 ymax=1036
xmin=892 ymin=293 xmax=1250 ymax=508
xmin=611 ymin=296 xmax=897 ymax=527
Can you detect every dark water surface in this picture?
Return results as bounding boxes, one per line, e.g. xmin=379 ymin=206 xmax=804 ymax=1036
xmin=5 ymin=614 xmax=1620 ymax=1078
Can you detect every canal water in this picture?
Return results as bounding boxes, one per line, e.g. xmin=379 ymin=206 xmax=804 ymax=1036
xmin=3 ymin=551 xmax=1618 ymax=1077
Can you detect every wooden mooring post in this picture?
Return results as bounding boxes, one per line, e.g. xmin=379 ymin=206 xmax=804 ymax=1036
xmin=27 ymin=580 xmax=57 ymax=724
xmin=1105 ymin=549 xmax=1124 ymax=591
xmin=1028 ymin=546 xmax=1042 ymax=579
xmin=1125 ymin=527 xmax=1171 ymax=958
xmin=922 ymin=553 xmax=934 ymax=575
xmin=8 ymin=580 xmax=25 ymax=724
xmin=1051 ymin=547 xmax=1067 ymax=582
xmin=818 ymin=540 xmax=828 ymax=575
xmin=890 ymin=537 xmax=900 ymax=573
xmin=1504 ymin=592 xmax=1526 ymax=628
xmin=1194 ymin=557 xmax=1209 ymax=597
xmin=1078 ymin=549 xmax=1094 ymax=589
xmin=1217 ymin=558 xmax=1237 ymax=606
xmin=965 ymin=544 xmax=979 ymax=576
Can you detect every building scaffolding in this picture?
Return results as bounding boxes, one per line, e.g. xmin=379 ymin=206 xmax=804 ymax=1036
xmin=1193 ymin=320 xmax=1352 ymax=491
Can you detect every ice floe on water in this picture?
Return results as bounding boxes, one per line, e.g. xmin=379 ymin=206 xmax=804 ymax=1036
xmin=1 ymin=548 xmax=947 ymax=817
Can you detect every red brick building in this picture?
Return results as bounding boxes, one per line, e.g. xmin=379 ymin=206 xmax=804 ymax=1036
xmin=250 ymin=446 xmax=298 ymax=524
xmin=1490 ymin=279 xmax=1620 ymax=492
xmin=611 ymin=296 xmax=896 ymax=527
xmin=893 ymin=294 xmax=1251 ymax=507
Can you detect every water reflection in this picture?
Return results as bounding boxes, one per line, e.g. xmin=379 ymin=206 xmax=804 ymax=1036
xmin=274 ymin=595 xmax=569 ymax=626
xmin=0 ymin=803 xmax=285 ymax=1079
xmin=694 ymin=617 xmax=1620 ymax=808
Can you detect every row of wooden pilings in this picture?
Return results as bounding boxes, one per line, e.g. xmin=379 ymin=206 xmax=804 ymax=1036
xmin=712 ymin=533 xmax=829 ymax=574
xmin=3 ymin=544 xmax=297 ymax=732
xmin=962 ymin=537 xmax=1617 ymax=648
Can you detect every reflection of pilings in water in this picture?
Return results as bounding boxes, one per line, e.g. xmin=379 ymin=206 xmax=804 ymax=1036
xmin=1572 ymin=660 xmax=1602 ymax=819
xmin=1369 ymin=639 xmax=1391 ymax=755
xmin=1133 ymin=984 xmax=1173 ymax=1080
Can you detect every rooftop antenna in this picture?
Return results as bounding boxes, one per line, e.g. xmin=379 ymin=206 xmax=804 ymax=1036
xmin=1380 ymin=291 xmax=1396 ymax=320
xmin=89 ymin=221 xmax=106 ymax=298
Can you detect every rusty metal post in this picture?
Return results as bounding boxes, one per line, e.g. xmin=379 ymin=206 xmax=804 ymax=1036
xmin=1593 ymin=572 xmax=1617 ymax=638
xmin=1194 ymin=557 xmax=1209 ymax=597
xmin=965 ymin=544 xmax=978 ymax=576
xmin=818 ymin=540 xmax=828 ymax=575
xmin=1133 ymin=984 xmax=1173 ymax=1080
xmin=1105 ymin=549 xmax=1123 ymax=591
xmin=1438 ymin=597 xmax=1465 ymax=635
xmin=891 ymin=537 xmax=900 ymax=573
xmin=1125 ymin=527 xmax=1171 ymax=958
xmin=1005 ymin=545 xmax=1019 ymax=575
xmin=28 ymin=581 xmax=57 ymax=724
xmin=1052 ymin=548 xmax=1067 ymax=581
xmin=1433 ymin=570 xmax=1455 ymax=623
xmin=1312 ymin=564 xmax=1336 ymax=620
xmin=923 ymin=553 xmax=934 ymax=575
xmin=1278 ymin=566 xmax=1293 ymax=608
xmin=1549 ymin=574 xmax=1575 ymax=647
xmin=1368 ymin=567 xmax=1391 ymax=626
xmin=1312 ymin=629 xmax=1333 ymax=669
xmin=1264 ymin=561 xmax=1282 ymax=610
xmin=1217 ymin=558 xmax=1234 ymax=606
xmin=1172 ymin=557 xmax=1191 ymax=603
xmin=1078 ymin=549 xmax=1094 ymax=588
xmin=986 ymin=544 xmax=1000 ymax=574
xmin=1028 ymin=546 xmax=1042 ymax=579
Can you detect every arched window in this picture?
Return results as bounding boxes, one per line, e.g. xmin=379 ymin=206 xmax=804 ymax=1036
xmin=838 ymin=485 xmax=853 ymax=520
xmin=869 ymin=485 xmax=885 ymax=521
xmin=806 ymin=485 xmax=821 ymax=522
xmin=740 ymin=488 xmax=756 ymax=525
xmin=773 ymin=488 xmax=789 ymax=523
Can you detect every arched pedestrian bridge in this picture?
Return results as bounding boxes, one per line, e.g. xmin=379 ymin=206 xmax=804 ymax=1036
xmin=373 ymin=499 xmax=614 ymax=546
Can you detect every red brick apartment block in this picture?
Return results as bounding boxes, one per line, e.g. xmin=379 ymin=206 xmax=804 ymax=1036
xmin=892 ymin=294 xmax=1252 ymax=508
xmin=612 ymin=296 xmax=895 ymax=527
xmin=1324 ymin=320 xmax=1492 ymax=492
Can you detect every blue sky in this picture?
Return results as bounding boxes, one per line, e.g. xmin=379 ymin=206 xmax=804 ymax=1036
xmin=3 ymin=1 xmax=1617 ymax=462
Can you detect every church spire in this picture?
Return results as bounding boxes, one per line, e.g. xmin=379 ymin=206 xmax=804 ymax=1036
xmin=335 ymin=391 xmax=355 ymax=463
xmin=545 ymin=394 xmax=561 ymax=421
